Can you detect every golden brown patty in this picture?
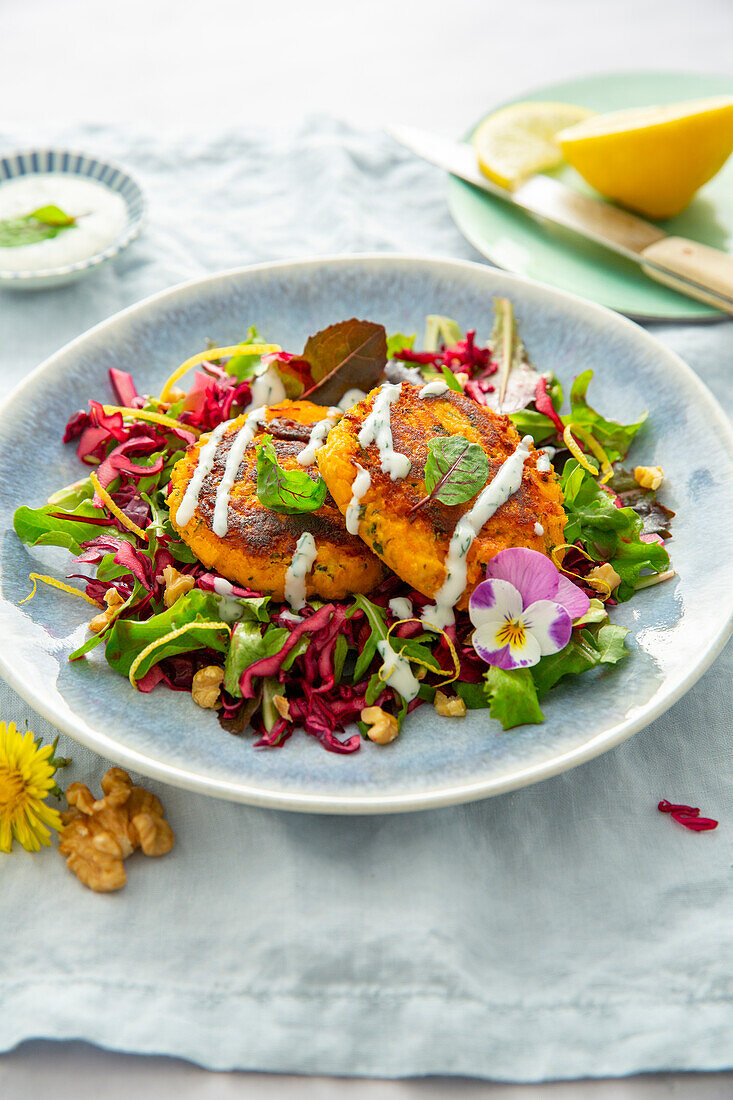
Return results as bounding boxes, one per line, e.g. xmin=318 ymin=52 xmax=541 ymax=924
xmin=168 ymin=400 xmax=386 ymax=600
xmin=316 ymin=383 xmax=566 ymax=609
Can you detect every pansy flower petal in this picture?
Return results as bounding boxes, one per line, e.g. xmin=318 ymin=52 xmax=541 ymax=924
xmin=505 ymin=629 xmax=541 ymax=668
xmin=469 ymin=578 xmax=523 ymax=627
xmin=473 ymin=620 xmax=542 ymax=669
xmin=554 ymin=573 xmax=591 ymax=620
xmin=522 ymin=599 xmax=572 ymax=655
xmin=484 ymin=547 xmax=559 ymax=606
xmin=471 ymin=624 xmax=515 ymax=669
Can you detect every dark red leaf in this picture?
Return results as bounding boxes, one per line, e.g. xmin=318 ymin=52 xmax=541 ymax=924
xmin=301 ymin=319 xmax=387 ymax=404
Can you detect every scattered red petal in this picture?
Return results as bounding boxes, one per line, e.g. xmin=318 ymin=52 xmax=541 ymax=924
xmin=658 ymin=799 xmax=718 ymax=832
xmin=534 ymin=378 xmax=565 ymax=435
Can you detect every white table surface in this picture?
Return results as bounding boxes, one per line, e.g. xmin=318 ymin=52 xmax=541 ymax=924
xmin=2 ymin=0 xmax=732 ymax=1093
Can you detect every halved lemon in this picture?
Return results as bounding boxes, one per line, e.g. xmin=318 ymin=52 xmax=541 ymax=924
xmin=473 ymin=101 xmax=595 ymax=190
xmin=559 ymin=96 xmax=733 ymax=220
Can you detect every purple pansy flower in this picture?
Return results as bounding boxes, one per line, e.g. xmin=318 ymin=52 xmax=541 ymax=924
xmin=469 ymin=547 xmax=590 ymax=670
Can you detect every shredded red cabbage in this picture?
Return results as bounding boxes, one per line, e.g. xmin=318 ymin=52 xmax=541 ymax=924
xmin=658 ymin=800 xmax=718 ymax=832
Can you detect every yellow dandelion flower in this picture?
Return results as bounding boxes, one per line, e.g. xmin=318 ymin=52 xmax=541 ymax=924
xmin=0 ymin=722 xmax=65 ymax=853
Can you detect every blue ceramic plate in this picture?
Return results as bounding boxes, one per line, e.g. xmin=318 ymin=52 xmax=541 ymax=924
xmin=0 ymin=256 xmax=730 ymax=813
xmin=0 ymin=148 xmax=145 ymax=289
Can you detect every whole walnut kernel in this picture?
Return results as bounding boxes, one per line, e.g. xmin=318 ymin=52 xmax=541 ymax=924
xmin=58 ymin=767 xmax=174 ymax=892
xmin=361 ymin=706 xmax=399 ymax=745
xmin=162 ymin=565 xmax=195 ymax=608
xmin=192 ymin=665 xmax=225 ymax=709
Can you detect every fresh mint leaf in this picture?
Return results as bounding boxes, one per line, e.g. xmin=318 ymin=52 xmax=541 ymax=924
xmin=32 ymin=205 xmax=75 ymax=227
xmin=256 ymin=434 xmax=327 ymax=514
xmin=0 ymin=205 xmax=76 ymax=247
xmin=302 ymin=319 xmax=387 ymax=405
xmin=413 ymin=435 xmax=489 ymax=511
xmin=483 ymin=667 xmax=544 ymax=729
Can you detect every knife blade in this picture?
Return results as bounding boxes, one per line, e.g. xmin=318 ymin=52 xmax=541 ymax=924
xmin=388 ymin=124 xmax=733 ymax=314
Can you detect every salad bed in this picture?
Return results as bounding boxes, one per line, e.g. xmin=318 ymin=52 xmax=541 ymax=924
xmin=13 ymin=305 xmax=673 ymax=754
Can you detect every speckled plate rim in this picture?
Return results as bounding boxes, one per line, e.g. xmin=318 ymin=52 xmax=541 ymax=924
xmin=0 ymin=254 xmax=731 ymax=814
xmin=0 ymin=147 xmax=145 ymax=282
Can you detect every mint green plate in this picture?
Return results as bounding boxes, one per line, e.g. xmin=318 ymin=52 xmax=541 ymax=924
xmin=448 ymin=71 xmax=733 ymax=320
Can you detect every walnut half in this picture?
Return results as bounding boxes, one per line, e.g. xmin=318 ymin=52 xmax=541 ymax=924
xmin=192 ymin=665 xmax=224 ymax=709
xmin=58 ymin=767 xmax=175 ymax=892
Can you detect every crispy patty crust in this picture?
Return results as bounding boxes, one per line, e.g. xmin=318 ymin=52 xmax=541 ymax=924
xmin=316 ymin=383 xmax=566 ymax=608
xmin=168 ymin=400 xmax=386 ymax=599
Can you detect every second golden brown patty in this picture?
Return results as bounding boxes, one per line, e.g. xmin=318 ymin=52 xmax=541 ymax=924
xmin=316 ymin=383 xmax=566 ymax=609
xmin=168 ymin=400 xmax=386 ymax=600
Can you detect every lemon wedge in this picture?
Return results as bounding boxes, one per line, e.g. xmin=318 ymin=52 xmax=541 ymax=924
xmin=559 ymin=97 xmax=733 ymax=220
xmin=473 ymin=101 xmax=595 ymax=189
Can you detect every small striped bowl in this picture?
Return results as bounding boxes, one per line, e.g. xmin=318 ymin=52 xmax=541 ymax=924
xmin=0 ymin=148 xmax=145 ymax=289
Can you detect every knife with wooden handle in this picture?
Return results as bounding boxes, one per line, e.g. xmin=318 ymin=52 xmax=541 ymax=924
xmin=388 ymin=125 xmax=733 ymax=315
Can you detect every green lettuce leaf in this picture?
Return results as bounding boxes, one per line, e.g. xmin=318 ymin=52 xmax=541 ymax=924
xmin=560 ymin=459 xmax=669 ymax=600
xmin=13 ymin=501 xmax=133 ymax=555
xmin=531 ymin=621 xmax=629 ymax=698
xmin=386 ymin=332 xmax=415 ymax=358
xmin=483 ymin=667 xmax=544 ymax=729
xmin=568 ymin=370 xmax=647 ymax=462
xmin=224 ymin=622 xmax=288 ymax=697
xmin=105 ymin=590 xmax=229 ymax=679
xmin=508 ymin=369 xmax=645 ymax=457
xmin=224 ymin=326 xmax=267 ymax=381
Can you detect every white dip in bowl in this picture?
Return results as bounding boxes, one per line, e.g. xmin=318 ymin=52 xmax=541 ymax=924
xmin=0 ymin=173 xmax=129 ymax=274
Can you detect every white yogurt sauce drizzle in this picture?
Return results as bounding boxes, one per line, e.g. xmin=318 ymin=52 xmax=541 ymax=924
xmin=388 ymin=596 xmax=414 ymax=620
xmin=358 ymin=383 xmax=411 ymax=480
xmin=284 ymin=532 xmax=317 ymax=611
xmin=176 ymin=420 xmax=231 ymax=526
xmin=536 ymin=447 xmax=554 ymax=474
xmin=212 ymin=405 xmax=267 ymax=537
xmin=376 ymin=638 xmax=420 ymax=702
xmin=422 ymin=435 xmax=534 ymax=631
xmin=296 ymin=408 xmax=340 ymax=467
xmin=345 ymin=463 xmax=371 ymax=535
xmin=339 ymin=388 xmax=367 ymax=410
xmin=534 ymin=522 xmax=545 ymax=536
xmin=418 ymin=379 xmax=450 ymax=398
xmin=212 ymin=577 xmax=235 ymax=596
xmin=249 ymin=364 xmax=287 ymax=407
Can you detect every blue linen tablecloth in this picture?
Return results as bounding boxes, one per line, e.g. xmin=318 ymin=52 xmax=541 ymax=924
xmin=1 ymin=120 xmax=731 ymax=1081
